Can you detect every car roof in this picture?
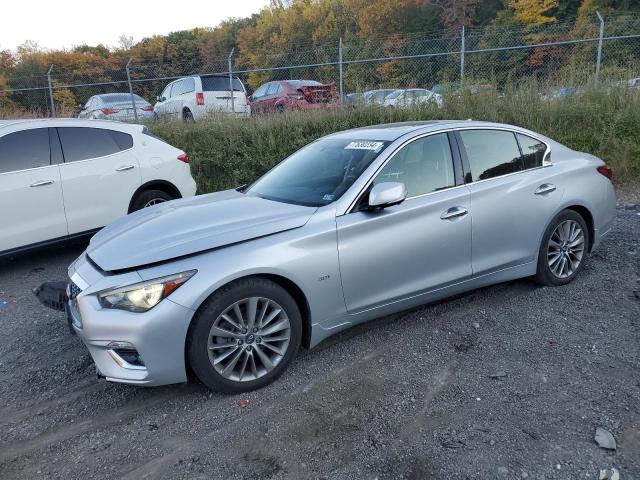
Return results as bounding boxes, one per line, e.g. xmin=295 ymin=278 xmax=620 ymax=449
xmin=324 ymin=120 xmax=550 ymax=142
xmin=0 ymin=118 xmax=145 ymax=132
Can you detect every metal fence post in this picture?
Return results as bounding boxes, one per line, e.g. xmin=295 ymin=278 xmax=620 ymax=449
xmin=46 ymin=65 xmax=56 ymax=118
xmin=125 ymin=59 xmax=139 ymax=121
xmin=595 ymin=11 xmax=604 ymax=83
xmin=338 ymin=37 xmax=344 ymax=105
xmin=228 ymin=48 xmax=235 ymax=114
xmin=460 ymin=25 xmax=465 ymax=86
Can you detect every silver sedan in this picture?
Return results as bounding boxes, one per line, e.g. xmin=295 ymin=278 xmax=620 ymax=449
xmin=78 ymin=93 xmax=156 ymax=121
xmin=67 ymin=120 xmax=616 ymax=393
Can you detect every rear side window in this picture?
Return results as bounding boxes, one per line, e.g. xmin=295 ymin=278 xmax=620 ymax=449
xmin=201 ymin=76 xmax=243 ymax=92
xmin=57 ymin=127 xmax=133 ymax=162
xmin=0 ymin=128 xmax=50 ymax=173
xmin=459 ymin=130 xmax=522 ymax=181
xmin=266 ymin=83 xmax=280 ymax=95
xmin=517 ymin=133 xmax=547 ymax=169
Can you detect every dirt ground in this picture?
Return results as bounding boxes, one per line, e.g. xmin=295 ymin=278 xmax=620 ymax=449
xmin=0 ymin=202 xmax=638 ymax=479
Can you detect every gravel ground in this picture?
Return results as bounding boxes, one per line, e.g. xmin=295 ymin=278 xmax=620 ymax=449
xmin=0 ymin=205 xmax=638 ymax=480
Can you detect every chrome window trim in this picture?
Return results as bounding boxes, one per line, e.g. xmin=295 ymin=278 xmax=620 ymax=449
xmin=0 ymin=163 xmax=59 ymax=177
xmin=340 ymin=125 xmax=552 ymax=215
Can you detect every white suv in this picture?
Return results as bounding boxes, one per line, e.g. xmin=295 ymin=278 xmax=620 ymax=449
xmin=154 ymin=75 xmax=250 ymax=121
xmin=0 ymin=119 xmax=197 ymax=255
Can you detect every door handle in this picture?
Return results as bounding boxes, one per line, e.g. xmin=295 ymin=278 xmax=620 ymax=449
xmin=115 ymin=165 xmax=134 ymax=172
xmin=30 ymin=180 xmax=54 ymax=187
xmin=535 ymin=183 xmax=556 ymax=195
xmin=440 ymin=206 xmax=468 ymax=220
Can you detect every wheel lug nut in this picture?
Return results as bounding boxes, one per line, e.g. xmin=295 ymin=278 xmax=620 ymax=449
xmin=253 ymin=327 xmax=258 ymax=333
xmin=256 ymin=337 xmax=262 ymax=343
xmin=247 ymin=346 xmax=253 ymax=352
xmin=237 ymin=339 xmax=243 ymax=345
xmin=241 ymin=328 xmax=247 ymax=334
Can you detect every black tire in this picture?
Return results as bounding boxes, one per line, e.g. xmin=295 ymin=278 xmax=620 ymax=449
xmin=275 ymin=104 xmax=285 ymax=113
xmin=187 ymin=278 xmax=302 ymax=394
xmin=130 ymin=189 xmax=174 ymax=212
xmin=183 ymin=109 xmax=194 ymax=122
xmin=535 ymin=209 xmax=589 ymax=286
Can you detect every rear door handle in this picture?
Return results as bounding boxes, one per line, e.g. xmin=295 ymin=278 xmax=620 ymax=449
xmin=115 ymin=165 xmax=134 ymax=172
xmin=440 ymin=206 xmax=468 ymax=220
xmin=30 ymin=180 xmax=54 ymax=187
xmin=535 ymin=183 xmax=556 ymax=195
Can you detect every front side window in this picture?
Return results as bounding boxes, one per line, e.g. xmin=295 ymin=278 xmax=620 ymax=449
xmin=246 ymin=138 xmax=391 ymax=207
xmin=517 ymin=133 xmax=547 ymax=169
xmin=161 ymin=85 xmax=171 ymax=100
xmin=372 ymin=133 xmax=455 ymax=197
xmin=57 ymin=128 xmax=132 ymax=162
xmin=459 ymin=130 xmax=522 ymax=181
xmin=0 ymin=128 xmax=50 ymax=174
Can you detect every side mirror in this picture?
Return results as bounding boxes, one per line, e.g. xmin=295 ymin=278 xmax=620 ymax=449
xmin=157 ymin=96 xmax=165 ymax=102
xmin=78 ymin=104 xmax=85 ymax=110
xmin=368 ymin=182 xmax=407 ymax=209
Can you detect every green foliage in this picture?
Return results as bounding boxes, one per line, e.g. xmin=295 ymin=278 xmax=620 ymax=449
xmin=149 ymin=87 xmax=640 ymax=194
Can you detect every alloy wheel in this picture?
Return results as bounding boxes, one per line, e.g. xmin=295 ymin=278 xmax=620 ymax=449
xmin=547 ymin=219 xmax=585 ymax=278
xmin=207 ymin=297 xmax=291 ymax=382
xmin=143 ymin=198 xmax=167 ymax=208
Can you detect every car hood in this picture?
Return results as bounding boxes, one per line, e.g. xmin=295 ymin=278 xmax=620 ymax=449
xmin=86 ymin=190 xmax=317 ymax=271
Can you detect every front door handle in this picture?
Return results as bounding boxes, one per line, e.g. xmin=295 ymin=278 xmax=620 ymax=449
xmin=115 ymin=165 xmax=134 ymax=172
xmin=440 ymin=206 xmax=468 ymax=220
xmin=535 ymin=183 xmax=556 ymax=195
xmin=30 ymin=180 xmax=54 ymax=187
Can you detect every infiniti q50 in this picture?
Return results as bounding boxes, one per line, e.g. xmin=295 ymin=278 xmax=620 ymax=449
xmin=66 ymin=120 xmax=616 ymax=393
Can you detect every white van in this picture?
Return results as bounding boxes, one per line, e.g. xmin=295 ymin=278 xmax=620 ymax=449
xmin=154 ymin=75 xmax=250 ymax=121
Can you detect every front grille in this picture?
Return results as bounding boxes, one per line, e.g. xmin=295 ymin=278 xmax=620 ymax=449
xmin=68 ymin=281 xmax=81 ymax=300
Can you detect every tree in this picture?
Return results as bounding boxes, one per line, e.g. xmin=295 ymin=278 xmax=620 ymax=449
xmin=509 ymin=0 xmax=559 ymax=26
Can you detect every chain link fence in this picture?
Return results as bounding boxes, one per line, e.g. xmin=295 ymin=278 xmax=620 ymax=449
xmin=1 ymin=12 xmax=639 ymax=118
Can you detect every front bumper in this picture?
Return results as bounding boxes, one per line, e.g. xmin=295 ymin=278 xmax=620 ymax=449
xmin=69 ymin=260 xmax=195 ymax=386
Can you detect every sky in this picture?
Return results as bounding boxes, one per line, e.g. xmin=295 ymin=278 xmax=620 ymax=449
xmin=0 ymin=0 xmax=270 ymax=51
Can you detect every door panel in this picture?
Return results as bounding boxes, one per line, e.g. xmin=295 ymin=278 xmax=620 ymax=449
xmin=337 ymin=187 xmax=472 ymax=312
xmin=58 ymin=127 xmax=141 ymax=234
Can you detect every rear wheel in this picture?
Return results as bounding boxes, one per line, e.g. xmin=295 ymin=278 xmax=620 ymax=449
xmin=183 ymin=109 xmax=194 ymax=122
xmin=275 ymin=104 xmax=285 ymax=113
xmin=187 ymin=278 xmax=302 ymax=393
xmin=535 ymin=210 xmax=589 ymax=286
xmin=130 ymin=189 xmax=174 ymax=212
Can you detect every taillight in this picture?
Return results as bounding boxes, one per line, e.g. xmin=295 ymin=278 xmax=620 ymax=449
xmin=196 ymin=92 xmax=205 ymax=106
xmin=141 ymin=105 xmax=154 ymax=112
xmin=177 ymin=154 xmax=189 ymax=164
xmin=100 ymin=108 xmax=118 ymax=115
xmin=597 ymin=165 xmax=613 ymax=180
xmin=245 ymin=94 xmax=250 ymax=105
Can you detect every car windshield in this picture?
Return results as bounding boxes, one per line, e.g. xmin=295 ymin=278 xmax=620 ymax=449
xmin=385 ymin=90 xmax=403 ymax=100
xmin=245 ymin=138 xmax=391 ymax=207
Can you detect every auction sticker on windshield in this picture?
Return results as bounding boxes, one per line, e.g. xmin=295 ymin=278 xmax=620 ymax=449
xmin=345 ymin=141 xmax=385 ymax=151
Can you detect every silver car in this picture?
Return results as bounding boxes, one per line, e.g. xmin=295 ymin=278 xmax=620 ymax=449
xmin=67 ymin=120 xmax=616 ymax=393
xmin=78 ymin=93 xmax=155 ymax=121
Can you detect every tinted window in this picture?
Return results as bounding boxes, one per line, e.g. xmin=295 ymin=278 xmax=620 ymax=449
xmin=0 ymin=129 xmax=50 ymax=173
xmin=246 ymin=138 xmax=391 ymax=207
xmin=266 ymin=83 xmax=280 ymax=95
xmin=373 ymin=133 xmax=455 ymax=197
xmin=100 ymin=93 xmax=145 ymax=103
xmin=459 ymin=130 xmax=522 ymax=181
xmin=252 ymin=84 xmax=268 ymax=98
xmin=517 ymin=133 xmax=547 ymax=169
xmin=58 ymin=128 xmax=132 ymax=162
xmin=200 ymin=75 xmax=243 ymax=92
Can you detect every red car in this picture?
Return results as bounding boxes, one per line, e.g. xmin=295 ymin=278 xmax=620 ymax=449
xmin=249 ymin=80 xmax=336 ymax=113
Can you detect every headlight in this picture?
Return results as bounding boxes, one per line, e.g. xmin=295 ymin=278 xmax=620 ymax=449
xmin=98 ymin=270 xmax=196 ymax=312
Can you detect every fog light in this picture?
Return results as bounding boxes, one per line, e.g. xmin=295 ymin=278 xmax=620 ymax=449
xmin=106 ymin=343 xmax=146 ymax=370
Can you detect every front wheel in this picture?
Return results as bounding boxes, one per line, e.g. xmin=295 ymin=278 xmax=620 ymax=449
xmin=187 ymin=278 xmax=302 ymax=393
xmin=535 ymin=210 xmax=589 ymax=286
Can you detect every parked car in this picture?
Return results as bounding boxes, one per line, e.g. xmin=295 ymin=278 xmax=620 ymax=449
xmin=65 ymin=120 xmax=615 ymax=393
xmin=249 ymin=80 xmax=336 ymax=113
xmin=383 ymin=88 xmax=443 ymax=108
xmin=0 ymin=119 xmax=197 ymax=255
xmin=78 ymin=93 xmax=155 ymax=121
xmin=542 ymin=87 xmax=577 ymax=101
xmin=154 ymin=74 xmax=250 ymax=121
xmin=362 ymin=89 xmax=398 ymax=106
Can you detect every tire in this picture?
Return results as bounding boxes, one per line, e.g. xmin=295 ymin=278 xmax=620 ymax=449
xmin=187 ymin=278 xmax=302 ymax=393
xmin=535 ymin=209 xmax=589 ymax=286
xmin=275 ymin=104 xmax=285 ymax=113
xmin=183 ymin=109 xmax=194 ymax=122
xmin=130 ymin=189 xmax=174 ymax=212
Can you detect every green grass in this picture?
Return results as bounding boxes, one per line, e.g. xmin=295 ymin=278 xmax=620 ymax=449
xmin=150 ymin=86 xmax=640 ymax=194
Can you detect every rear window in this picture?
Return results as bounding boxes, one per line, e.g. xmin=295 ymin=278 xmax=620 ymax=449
xmin=101 ymin=93 xmax=145 ymax=104
xmin=286 ymin=80 xmax=322 ymax=89
xmin=200 ymin=76 xmax=244 ymax=92
xmin=0 ymin=128 xmax=50 ymax=173
xmin=57 ymin=127 xmax=133 ymax=162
